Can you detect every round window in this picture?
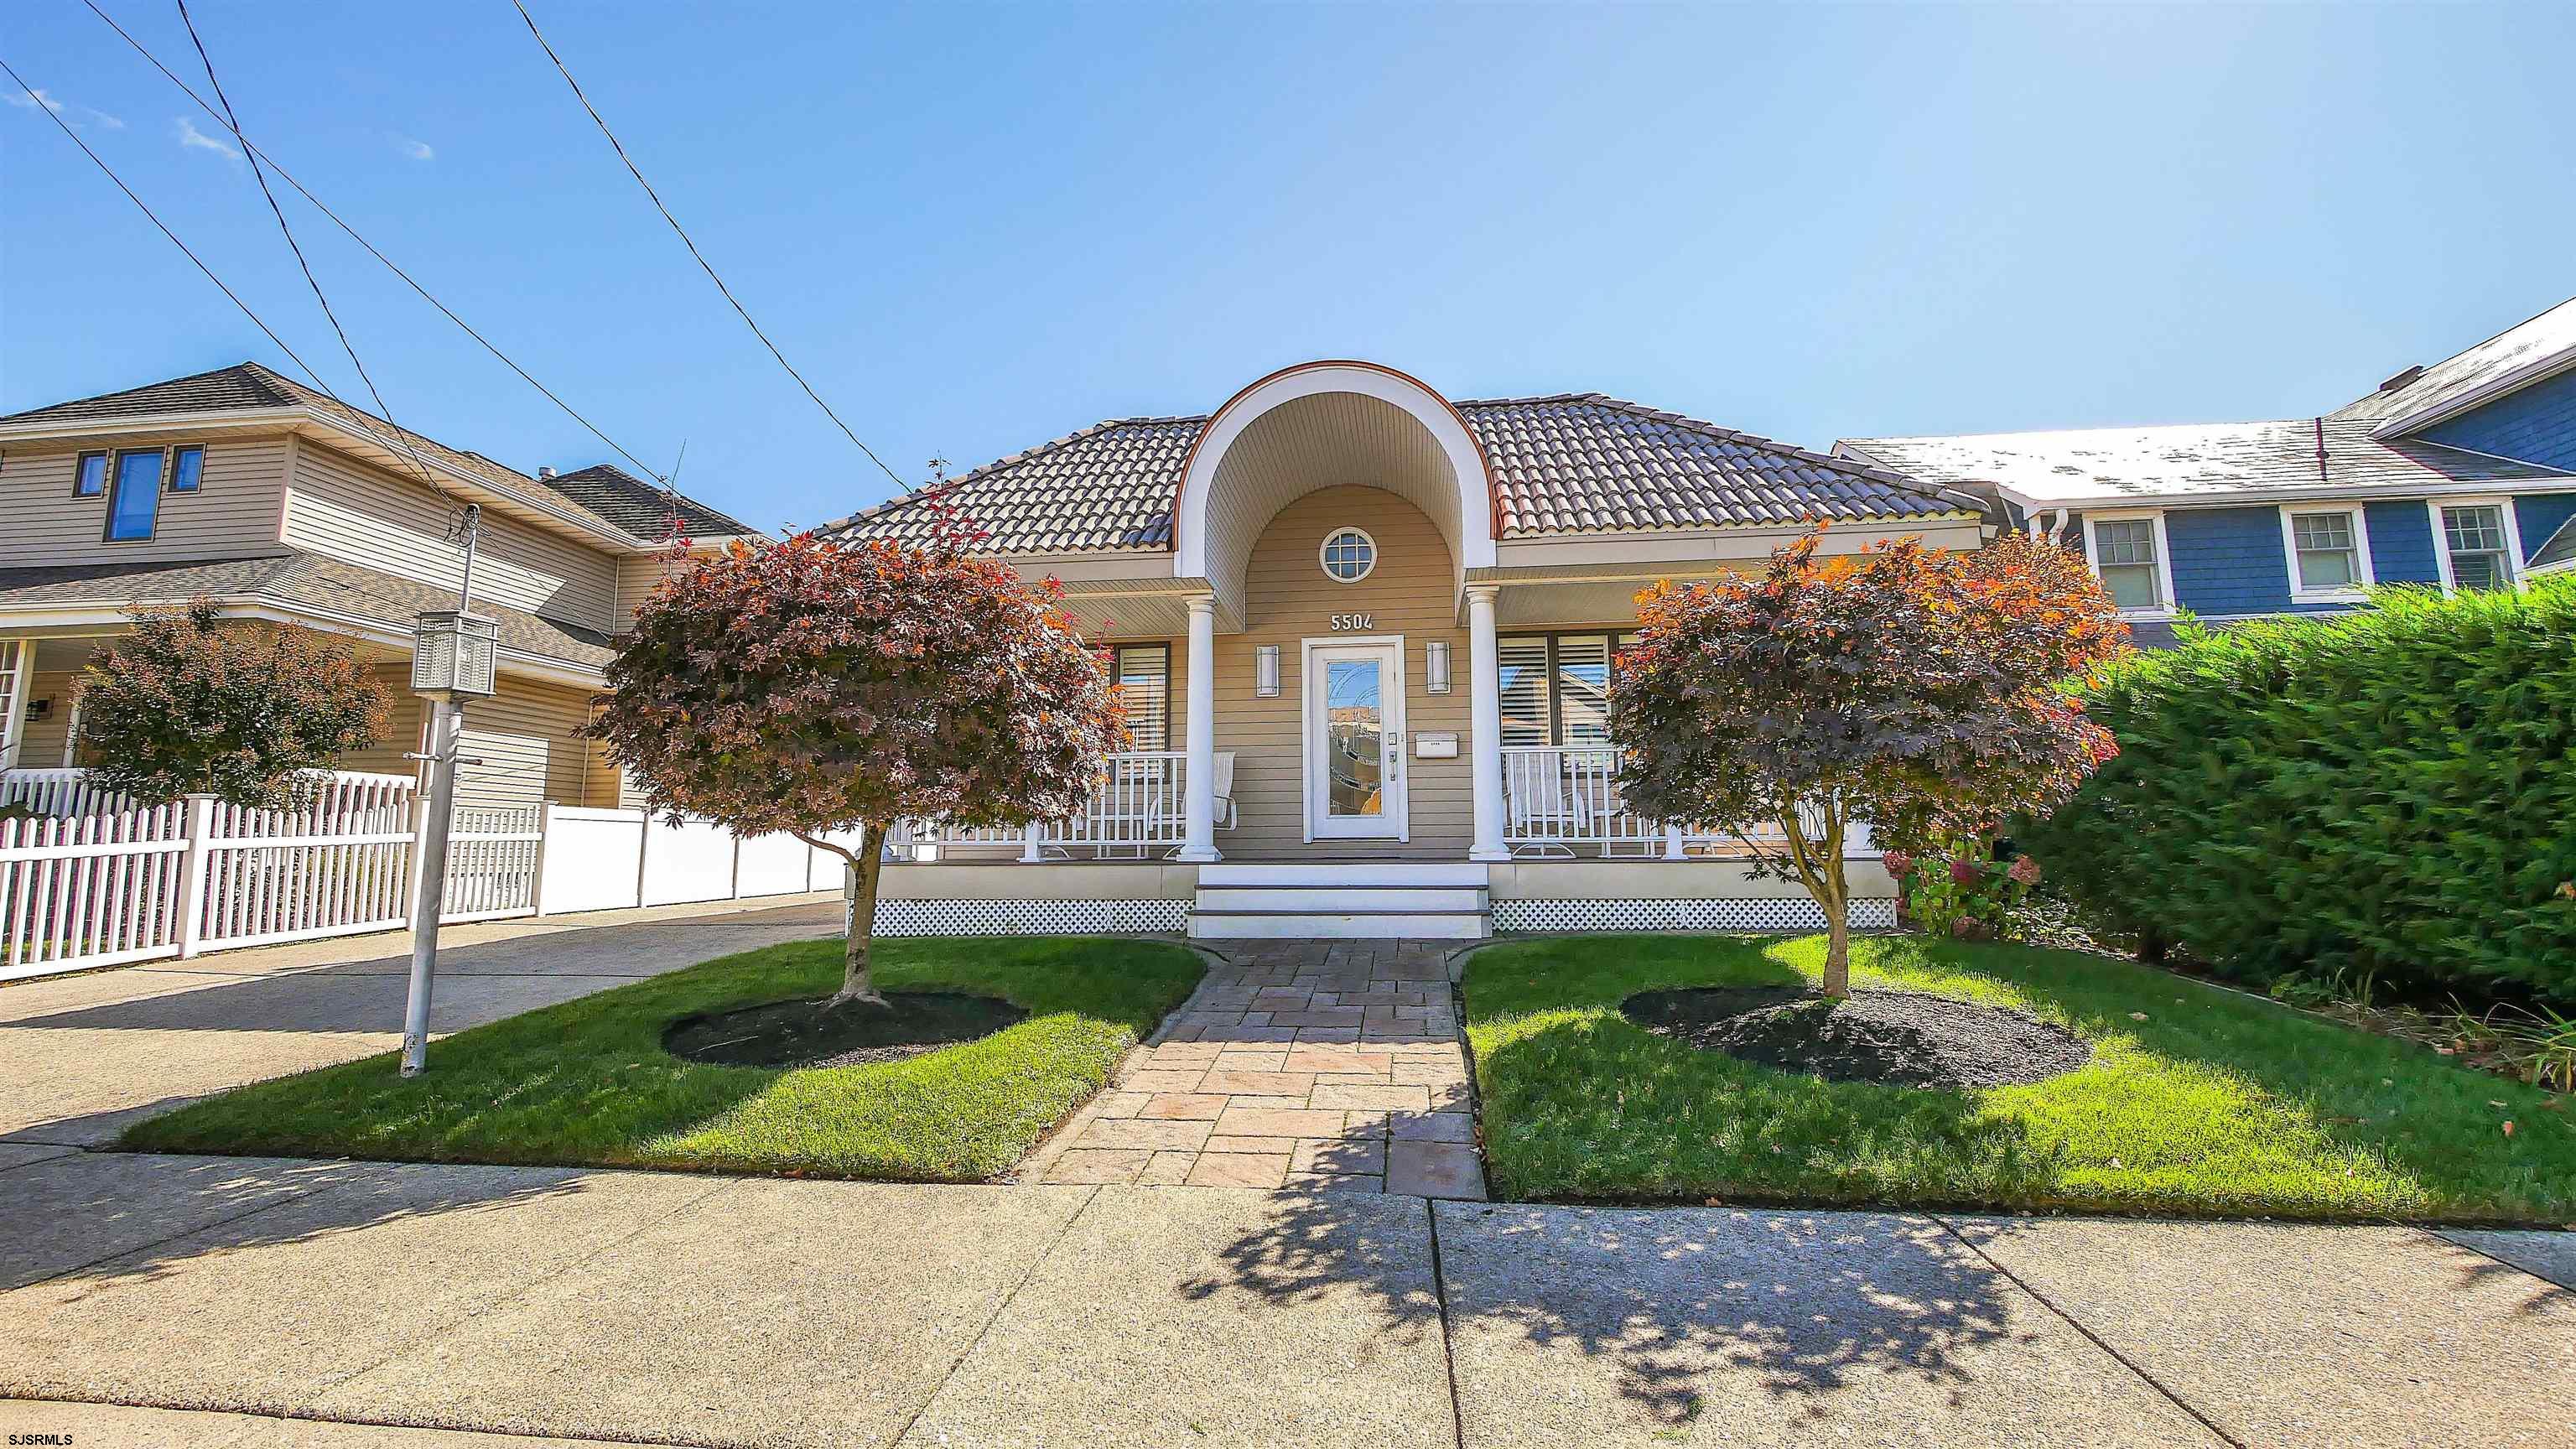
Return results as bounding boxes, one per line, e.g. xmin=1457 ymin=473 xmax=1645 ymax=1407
xmin=1320 ymin=527 xmax=1377 ymax=583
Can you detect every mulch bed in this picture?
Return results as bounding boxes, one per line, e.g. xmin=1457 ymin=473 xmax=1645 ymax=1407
xmin=663 ymin=991 xmax=1028 ymax=1069
xmin=1622 ymin=986 xmax=2092 ymax=1091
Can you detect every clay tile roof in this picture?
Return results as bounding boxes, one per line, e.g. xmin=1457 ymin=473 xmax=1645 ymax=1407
xmin=823 ymin=393 xmax=1971 ymax=554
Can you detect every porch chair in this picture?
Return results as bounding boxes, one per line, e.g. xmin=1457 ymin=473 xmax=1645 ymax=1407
xmin=1211 ymin=750 xmax=1238 ymax=830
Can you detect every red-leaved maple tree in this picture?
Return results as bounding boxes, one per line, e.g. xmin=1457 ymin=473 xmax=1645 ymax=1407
xmin=589 ymin=531 xmax=1120 ymax=1008
xmin=75 ymin=603 xmax=392 ymax=809
xmin=1610 ymin=530 xmax=2127 ymax=995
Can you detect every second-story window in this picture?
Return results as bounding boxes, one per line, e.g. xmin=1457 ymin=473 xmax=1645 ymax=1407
xmin=170 ymin=445 xmax=205 ymax=492
xmin=2439 ymin=503 xmax=2515 ymax=592
xmin=2288 ymin=508 xmax=2364 ymax=593
xmin=105 ymin=449 xmax=165 ymax=542
xmin=2090 ymin=517 xmax=2165 ymax=610
xmin=74 ymin=451 xmax=107 ymax=497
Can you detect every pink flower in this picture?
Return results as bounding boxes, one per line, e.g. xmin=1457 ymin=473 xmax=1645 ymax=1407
xmin=1949 ymin=858 xmax=1984 ymax=886
xmin=2007 ymin=854 xmax=2043 ymax=886
xmin=1880 ymin=849 xmax=1915 ymax=878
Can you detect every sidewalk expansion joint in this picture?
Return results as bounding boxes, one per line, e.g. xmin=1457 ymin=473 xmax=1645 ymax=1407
xmin=1929 ymin=1213 xmax=2247 ymax=1449
xmin=888 ymin=1182 xmax=1103 ymax=1448
xmin=1424 ymin=1198 xmax=1469 ymax=1449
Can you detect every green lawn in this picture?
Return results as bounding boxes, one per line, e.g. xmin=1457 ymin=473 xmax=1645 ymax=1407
xmin=124 ymin=935 xmax=1203 ymax=1182
xmin=1465 ymin=934 xmax=2574 ymax=1223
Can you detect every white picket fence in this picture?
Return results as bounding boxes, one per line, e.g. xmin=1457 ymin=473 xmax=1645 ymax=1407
xmin=0 ymin=769 xmax=841 ymax=984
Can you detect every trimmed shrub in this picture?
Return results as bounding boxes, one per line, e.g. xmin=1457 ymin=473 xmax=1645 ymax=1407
xmin=2017 ymin=581 xmax=2576 ymax=1005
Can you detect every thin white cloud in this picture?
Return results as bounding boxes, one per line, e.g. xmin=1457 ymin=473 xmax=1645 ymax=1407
xmin=393 ymin=135 xmax=434 ymax=162
xmin=8 ymin=87 xmax=124 ymax=129
xmin=174 ymin=115 xmax=242 ymax=161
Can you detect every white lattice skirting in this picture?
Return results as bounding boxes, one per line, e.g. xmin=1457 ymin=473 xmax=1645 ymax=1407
xmin=872 ymin=899 xmax=1191 ymax=936
xmin=1492 ymin=897 xmax=1898 ymax=934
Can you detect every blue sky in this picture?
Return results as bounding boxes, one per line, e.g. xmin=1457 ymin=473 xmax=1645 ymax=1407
xmin=7 ymin=2 xmax=2573 ymax=534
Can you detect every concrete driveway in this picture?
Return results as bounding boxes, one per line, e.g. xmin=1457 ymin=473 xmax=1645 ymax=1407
xmin=0 ymin=895 xmax=844 ymax=1146
xmin=0 ymin=1155 xmax=2568 ymax=1448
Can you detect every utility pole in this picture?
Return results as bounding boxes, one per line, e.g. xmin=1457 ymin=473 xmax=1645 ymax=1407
xmin=402 ymin=505 xmax=496 ymax=1078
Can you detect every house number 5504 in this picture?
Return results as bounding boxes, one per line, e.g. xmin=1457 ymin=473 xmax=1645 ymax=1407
xmin=1329 ymin=614 xmax=1374 ymax=631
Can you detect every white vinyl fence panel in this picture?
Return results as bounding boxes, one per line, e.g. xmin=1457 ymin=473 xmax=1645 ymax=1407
xmin=1 ymin=771 xmax=836 ymax=984
xmin=533 ymin=807 xmax=647 ymax=916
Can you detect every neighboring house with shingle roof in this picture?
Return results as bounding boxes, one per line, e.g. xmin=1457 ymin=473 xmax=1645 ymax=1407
xmin=0 ymin=362 xmax=762 ymax=809
xmin=820 ymin=358 xmax=1977 ymax=935
xmin=1838 ymin=297 xmax=2576 ymax=646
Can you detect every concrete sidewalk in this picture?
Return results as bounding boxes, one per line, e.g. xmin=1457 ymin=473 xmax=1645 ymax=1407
xmin=0 ymin=894 xmax=844 ymax=1147
xmin=2 ymin=1150 xmax=2568 ymax=1448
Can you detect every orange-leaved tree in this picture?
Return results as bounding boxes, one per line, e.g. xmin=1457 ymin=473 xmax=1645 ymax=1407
xmin=1610 ymin=530 xmax=2127 ymax=996
xmin=589 ymin=530 xmax=1120 ymax=1010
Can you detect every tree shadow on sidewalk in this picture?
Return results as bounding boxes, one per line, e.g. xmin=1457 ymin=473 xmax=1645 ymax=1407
xmin=1178 ymin=1189 xmax=2023 ymax=1427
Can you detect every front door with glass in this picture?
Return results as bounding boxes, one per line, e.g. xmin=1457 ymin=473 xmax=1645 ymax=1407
xmin=1303 ymin=639 xmax=1407 ymax=840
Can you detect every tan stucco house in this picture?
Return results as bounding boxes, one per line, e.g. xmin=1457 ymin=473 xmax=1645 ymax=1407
xmin=827 ymin=361 xmax=1991 ymax=937
xmin=0 ymin=362 xmax=760 ymax=813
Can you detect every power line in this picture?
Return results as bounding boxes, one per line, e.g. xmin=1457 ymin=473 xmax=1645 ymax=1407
xmin=3 ymin=52 xmax=500 ymax=535
xmin=172 ymin=0 xmax=455 ymax=506
xmin=508 ymin=0 xmax=914 ymax=494
xmin=1 ymin=55 xmax=345 ymax=415
xmin=80 ymin=0 xmax=676 ymax=488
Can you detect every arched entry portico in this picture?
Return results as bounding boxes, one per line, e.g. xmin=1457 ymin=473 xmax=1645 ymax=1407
xmin=1168 ymin=362 xmax=1509 ymax=865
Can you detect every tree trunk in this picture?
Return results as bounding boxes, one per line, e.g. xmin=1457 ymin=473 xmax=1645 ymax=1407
xmin=1772 ymin=794 xmax=1855 ymax=999
xmin=831 ymin=821 xmax=891 ymax=1010
xmin=1815 ymin=811 xmax=1851 ymax=1000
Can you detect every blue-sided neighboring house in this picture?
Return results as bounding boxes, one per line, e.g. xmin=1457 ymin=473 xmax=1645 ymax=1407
xmin=1839 ymin=296 xmax=2576 ymax=643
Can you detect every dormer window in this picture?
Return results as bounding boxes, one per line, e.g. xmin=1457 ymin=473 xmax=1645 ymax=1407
xmin=170 ymin=445 xmax=205 ymax=492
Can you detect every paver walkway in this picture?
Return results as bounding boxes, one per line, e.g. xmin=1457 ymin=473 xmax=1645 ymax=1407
xmin=1031 ymin=938 xmax=1487 ymax=1197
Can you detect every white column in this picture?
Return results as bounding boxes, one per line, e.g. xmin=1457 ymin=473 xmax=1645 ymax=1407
xmin=1466 ymin=584 xmax=1509 ymax=863
xmin=1175 ymin=595 xmax=1221 ymax=863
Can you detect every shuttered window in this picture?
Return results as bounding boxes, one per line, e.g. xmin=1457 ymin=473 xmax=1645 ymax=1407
xmin=1115 ymin=645 xmax=1171 ymax=751
xmin=1499 ymin=633 xmax=1625 ymax=746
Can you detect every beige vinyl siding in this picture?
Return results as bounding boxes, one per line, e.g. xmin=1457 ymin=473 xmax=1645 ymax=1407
xmin=0 ymin=439 xmax=288 ymax=568
xmin=283 ymin=441 xmax=620 ymax=633
xmin=1210 ymin=486 xmax=1474 ymax=860
xmin=452 ymin=679 xmax=599 ymax=810
xmin=330 ymin=666 xmax=607 ymax=812
xmin=615 ymin=553 xmax=689 ymax=626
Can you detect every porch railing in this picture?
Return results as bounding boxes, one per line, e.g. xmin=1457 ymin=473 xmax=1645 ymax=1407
xmin=1500 ymin=745 xmax=1871 ymax=860
xmin=899 ymin=751 xmax=1186 ymax=860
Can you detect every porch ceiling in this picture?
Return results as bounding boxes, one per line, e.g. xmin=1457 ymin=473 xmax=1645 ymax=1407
xmin=1197 ymin=389 xmax=1469 ymax=622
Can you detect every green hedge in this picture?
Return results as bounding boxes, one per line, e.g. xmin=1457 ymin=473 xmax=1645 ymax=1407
xmin=2018 ymin=581 xmax=2576 ymax=1005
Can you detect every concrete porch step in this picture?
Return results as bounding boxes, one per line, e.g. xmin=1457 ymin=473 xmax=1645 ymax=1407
xmin=1187 ymin=910 xmax=1490 ymax=940
xmin=1192 ymin=886 xmax=1487 ymax=912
